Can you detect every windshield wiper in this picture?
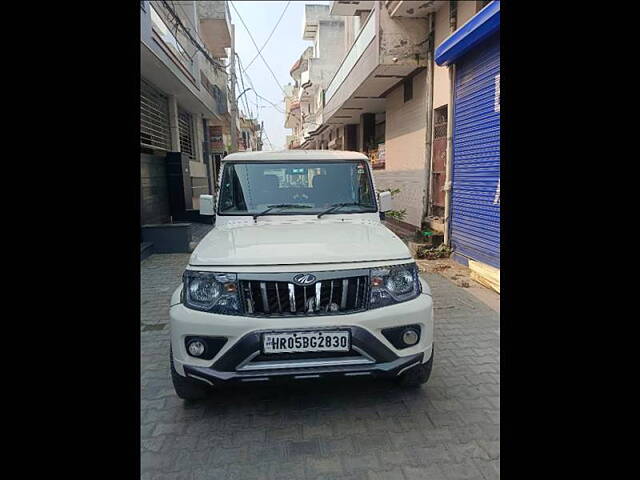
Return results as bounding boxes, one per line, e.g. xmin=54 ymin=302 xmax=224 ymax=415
xmin=317 ymin=202 xmax=369 ymax=219
xmin=253 ymin=204 xmax=311 ymax=222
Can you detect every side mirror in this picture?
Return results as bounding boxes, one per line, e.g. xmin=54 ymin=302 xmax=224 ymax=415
xmin=378 ymin=190 xmax=393 ymax=212
xmin=199 ymin=194 xmax=215 ymax=216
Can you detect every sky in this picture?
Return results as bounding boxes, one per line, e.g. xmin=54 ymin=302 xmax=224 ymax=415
xmin=228 ymin=0 xmax=329 ymax=151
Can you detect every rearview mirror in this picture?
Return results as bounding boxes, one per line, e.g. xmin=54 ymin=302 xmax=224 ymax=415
xmin=199 ymin=194 xmax=215 ymax=216
xmin=286 ymin=168 xmax=307 ymax=175
xmin=378 ymin=191 xmax=393 ymax=212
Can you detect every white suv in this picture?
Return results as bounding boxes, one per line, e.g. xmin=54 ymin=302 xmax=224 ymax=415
xmin=169 ymin=150 xmax=434 ymax=400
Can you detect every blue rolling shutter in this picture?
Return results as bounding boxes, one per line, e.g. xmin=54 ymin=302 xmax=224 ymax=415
xmin=450 ymin=33 xmax=500 ymax=268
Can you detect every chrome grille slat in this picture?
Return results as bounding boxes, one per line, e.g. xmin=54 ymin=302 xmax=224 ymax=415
xmin=247 ymin=281 xmax=254 ymax=313
xmin=275 ymin=283 xmax=282 ymax=312
xmin=315 ymin=282 xmax=322 ymax=312
xmin=341 ymin=279 xmax=348 ymax=309
xmin=329 ymin=280 xmax=334 ymax=305
xmin=288 ymin=283 xmax=296 ymax=313
xmin=260 ymin=282 xmax=270 ymax=313
xmin=240 ymin=275 xmax=368 ymax=317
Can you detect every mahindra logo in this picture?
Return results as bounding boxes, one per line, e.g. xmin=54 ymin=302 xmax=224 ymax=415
xmin=292 ymin=273 xmax=317 ymax=286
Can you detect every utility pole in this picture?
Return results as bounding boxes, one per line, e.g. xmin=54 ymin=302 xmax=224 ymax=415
xmin=229 ymin=24 xmax=238 ymax=153
xmin=259 ymin=121 xmax=264 ymax=151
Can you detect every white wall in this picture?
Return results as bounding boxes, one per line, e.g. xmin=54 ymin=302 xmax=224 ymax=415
xmin=376 ymin=70 xmax=429 ymax=228
xmin=433 ymin=2 xmax=481 ymax=109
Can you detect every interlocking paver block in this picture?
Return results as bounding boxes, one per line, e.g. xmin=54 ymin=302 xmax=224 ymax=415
xmin=141 ymin=252 xmax=500 ymax=479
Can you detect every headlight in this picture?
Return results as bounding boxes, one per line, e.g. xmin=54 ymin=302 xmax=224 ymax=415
xmin=183 ymin=271 xmax=241 ymax=314
xmin=370 ymin=263 xmax=421 ymax=309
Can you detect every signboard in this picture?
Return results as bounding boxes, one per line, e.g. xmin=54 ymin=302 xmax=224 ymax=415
xmin=209 ymin=126 xmax=224 ymax=152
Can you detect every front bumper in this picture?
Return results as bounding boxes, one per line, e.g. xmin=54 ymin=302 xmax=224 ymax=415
xmin=170 ymin=289 xmax=433 ymax=385
xmin=183 ymin=326 xmax=429 ymax=385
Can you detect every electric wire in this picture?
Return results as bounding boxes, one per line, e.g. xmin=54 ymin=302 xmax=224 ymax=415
xmin=229 ymin=1 xmax=293 ymax=100
xmin=242 ymin=1 xmax=291 ymax=72
xmin=262 ymin=127 xmax=275 ymax=150
xmin=235 ymin=53 xmax=253 ymax=118
xmin=158 ymin=0 xmax=228 ymax=73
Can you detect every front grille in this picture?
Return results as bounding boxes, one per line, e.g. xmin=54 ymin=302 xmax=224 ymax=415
xmin=240 ymin=276 xmax=369 ymax=316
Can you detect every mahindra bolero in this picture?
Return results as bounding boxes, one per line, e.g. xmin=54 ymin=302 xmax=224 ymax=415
xmin=169 ymin=150 xmax=434 ymax=400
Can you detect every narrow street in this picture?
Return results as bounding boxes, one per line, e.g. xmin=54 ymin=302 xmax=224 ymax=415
xmin=139 ymin=1 xmax=501 ymax=477
xmin=141 ymin=245 xmax=500 ymax=480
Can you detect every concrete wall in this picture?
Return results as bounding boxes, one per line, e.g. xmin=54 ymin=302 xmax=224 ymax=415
xmin=433 ymin=2 xmax=450 ymax=109
xmin=378 ymin=3 xmax=430 ymax=68
xmin=198 ymin=0 xmax=227 ymax=18
xmin=458 ymin=1 xmax=480 ymax=25
xmin=303 ymin=4 xmax=331 ymax=32
xmin=315 ymin=20 xmax=346 ymax=88
xmin=433 ymin=2 xmax=480 ymax=109
xmin=375 ymin=69 xmax=428 ymax=229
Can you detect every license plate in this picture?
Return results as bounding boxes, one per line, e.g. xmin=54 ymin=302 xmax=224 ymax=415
xmin=262 ymin=330 xmax=350 ymax=354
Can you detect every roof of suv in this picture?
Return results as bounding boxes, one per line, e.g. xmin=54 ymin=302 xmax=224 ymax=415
xmin=222 ymin=150 xmax=369 ymax=162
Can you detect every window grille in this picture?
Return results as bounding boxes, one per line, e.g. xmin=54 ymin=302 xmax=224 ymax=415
xmin=178 ymin=108 xmax=196 ymax=160
xmin=140 ymin=78 xmax=171 ymax=151
xmin=434 ymin=106 xmax=448 ymax=138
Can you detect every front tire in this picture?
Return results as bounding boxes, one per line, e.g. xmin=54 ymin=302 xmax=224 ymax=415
xmin=396 ymin=349 xmax=434 ymax=388
xmin=170 ymin=350 xmax=209 ymax=401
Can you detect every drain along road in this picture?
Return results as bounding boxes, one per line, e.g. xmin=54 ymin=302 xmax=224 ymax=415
xmin=141 ymin=251 xmax=500 ymax=480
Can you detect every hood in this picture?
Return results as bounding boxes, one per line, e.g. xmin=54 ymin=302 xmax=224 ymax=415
xmin=190 ymin=220 xmax=412 ymax=267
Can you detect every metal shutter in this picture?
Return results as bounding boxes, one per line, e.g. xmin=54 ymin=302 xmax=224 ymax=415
xmin=450 ymin=33 xmax=500 ymax=268
xmin=140 ymin=79 xmax=171 ymax=151
xmin=178 ymin=108 xmax=196 ymax=161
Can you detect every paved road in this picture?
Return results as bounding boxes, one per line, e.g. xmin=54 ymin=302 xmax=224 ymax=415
xmin=141 ymin=252 xmax=500 ymax=480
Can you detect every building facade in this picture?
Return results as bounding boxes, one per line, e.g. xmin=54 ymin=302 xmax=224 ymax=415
xmin=284 ymin=5 xmax=345 ymax=151
xmin=284 ymin=1 xmax=499 ymax=277
xmin=140 ymin=0 xmax=237 ymax=224
xmin=435 ymin=1 xmax=500 ymax=271
xmin=239 ymin=114 xmax=263 ymax=152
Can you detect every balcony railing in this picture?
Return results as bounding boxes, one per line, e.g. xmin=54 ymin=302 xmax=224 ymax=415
xmin=324 ymin=10 xmax=376 ymax=104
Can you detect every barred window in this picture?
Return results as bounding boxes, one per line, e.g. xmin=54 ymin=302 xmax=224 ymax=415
xmin=140 ymin=79 xmax=171 ymax=151
xmin=178 ymin=108 xmax=195 ymax=160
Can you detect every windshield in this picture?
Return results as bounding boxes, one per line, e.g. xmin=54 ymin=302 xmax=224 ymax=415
xmin=218 ymin=161 xmax=377 ymax=215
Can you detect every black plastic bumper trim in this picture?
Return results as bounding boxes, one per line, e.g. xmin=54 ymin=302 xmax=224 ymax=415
xmin=184 ymin=336 xmax=228 ymax=360
xmin=381 ymin=324 xmax=421 ymax=350
xmin=184 ymin=351 xmax=425 ymax=384
xmin=211 ymin=325 xmax=399 ymax=372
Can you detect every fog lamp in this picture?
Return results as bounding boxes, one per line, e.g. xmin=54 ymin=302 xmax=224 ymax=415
xmin=402 ymin=329 xmax=419 ymax=346
xmin=187 ymin=339 xmax=206 ymax=357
